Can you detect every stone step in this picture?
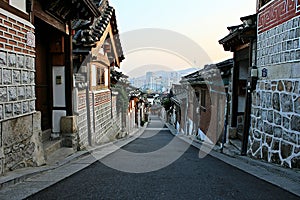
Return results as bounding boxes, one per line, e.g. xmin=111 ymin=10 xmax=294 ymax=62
xmin=41 ymin=129 xmax=52 ymax=143
xmin=43 ymin=139 xmax=62 ymax=160
xmin=45 ymin=147 xmax=75 ymax=165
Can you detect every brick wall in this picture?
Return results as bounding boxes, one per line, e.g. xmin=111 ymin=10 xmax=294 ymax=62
xmin=93 ymin=90 xmax=112 ymax=144
xmin=77 ymin=91 xmax=89 ymax=148
xmin=249 ymin=0 xmax=300 ymax=168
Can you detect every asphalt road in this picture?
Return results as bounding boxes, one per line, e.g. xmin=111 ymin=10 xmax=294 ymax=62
xmin=27 ymin=116 xmax=299 ymax=200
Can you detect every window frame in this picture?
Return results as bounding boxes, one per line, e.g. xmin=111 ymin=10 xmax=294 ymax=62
xmin=0 ymin=0 xmax=30 ymax=20
xmin=90 ymin=64 xmax=108 ymax=91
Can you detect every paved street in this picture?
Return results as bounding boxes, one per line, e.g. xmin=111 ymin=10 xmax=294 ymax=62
xmin=24 ymin=116 xmax=299 ymax=200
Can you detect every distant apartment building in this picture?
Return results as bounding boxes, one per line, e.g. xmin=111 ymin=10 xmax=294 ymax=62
xmin=131 ymin=70 xmax=182 ymax=93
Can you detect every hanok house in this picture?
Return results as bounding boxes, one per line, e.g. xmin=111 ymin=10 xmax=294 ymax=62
xmin=0 ymin=0 xmax=45 ymax=174
xmin=219 ymin=14 xmax=257 ymax=154
xmin=71 ymin=0 xmax=124 ymax=148
xmin=169 ymin=83 xmax=187 ymax=134
xmin=178 ymin=64 xmax=226 ymax=144
xmin=249 ymin=0 xmax=300 ymax=168
xmin=32 ymin=0 xmax=111 ymax=160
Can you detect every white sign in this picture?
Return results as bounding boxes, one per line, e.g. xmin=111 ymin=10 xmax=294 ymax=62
xmin=26 ymin=32 xmax=35 ymax=47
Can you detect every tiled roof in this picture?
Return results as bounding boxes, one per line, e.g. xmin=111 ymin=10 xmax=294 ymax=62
xmin=219 ymin=14 xmax=257 ymax=51
xmin=72 ymin=3 xmax=114 ymax=47
xmin=72 ymin=0 xmax=124 ymax=63
xmin=42 ymin=0 xmax=101 ymax=21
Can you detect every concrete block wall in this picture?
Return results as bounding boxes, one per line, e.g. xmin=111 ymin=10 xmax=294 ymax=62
xmin=249 ymin=0 xmax=300 ymax=168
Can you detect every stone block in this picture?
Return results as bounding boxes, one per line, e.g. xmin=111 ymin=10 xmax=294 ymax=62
xmin=285 ymin=81 xmax=293 ymax=92
xmin=296 ymin=27 xmax=300 ymax=38
xmin=25 ymin=56 xmax=34 ymax=69
xmin=274 ymin=111 xmax=281 ymax=125
xmin=33 ymin=111 xmax=41 ymax=131
xmin=294 ymin=97 xmax=300 ymax=114
xmin=283 ymin=131 xmax=297 ymax=144
xmin=31 ymin=129 xmax=45 ymax=167
xmin=280 ymin=141 xmax=293 ymax=159
xmin=25 ymin=86 xmax=32 ymax=99
xmin=18 ymin=86 xmax=25 ymax=100
xmin=283 ymin=116 xmax=290 ymax=130
xmin=273 ymin=93 xmax=280 ymax=111
xmin=0 ymin=51 xmax=7 ymax=66
xmin=22 ymin=71 xmax=28 ymax=84
xmin=270 ymin=152 xmax=281 ymax=164
xmin=295 ymin=146 xmax=300 ymax=154
xmin=17 ymin=55 xmax=24 ymax=68
xmin=264 ymin=122 xmax=273 ymax=135
xmin=262 ymin=145 xmax=269 ymax=161
xmin=280 ymin=93 xmax=293 ymax=112
xmin=13 ymin=103 xmax=21 ymax=115
xmin=0 ymin=87 xmax=7 ymax=102
xmin=251 ymin=139 xmax=261 ymax=156
xmin=60 ymin=116 xmax=78 ymax=133
xmin=274 ymin=127 xmax=282 ymax=138
xmin=8 ymin=53 xmax=16 ymax=67
xmin=297 ymin=50 xmax=300 ymax=60
xmin=29 ymin=100 xmax=35 ymax=111
xmin=8 ymin=87 xmax=17 ymax=101
xmin=267 ymin=110 xmax=273 ymax=123
xmin=29 ymin=72 xmax=35 ymax=83
xmin=5 ymin=104 xmax=13 ymax=118
xmin=266 ymin=136 xmax=272 ymax=146
xmin=294 ymin=81 xmax=299 ymax=94
xmin=22 ymin=101 xmax=29 ymax=113
xmin=3 ymin=69 xmax=12 ymax=85
xmin=272 ymin=139 xmax=280 ymax=151
xmin=291 ymin=157 xmax=300 ymax=168
xmin=12 ymin=70 xmax=20 ymax=84
xmin=293 ymin=39 xmax=299 ymax=49
xmin=291 ymin=115 xmax=300 ymax=132
xmin=2 ymin=115 xmax=33 ymax=146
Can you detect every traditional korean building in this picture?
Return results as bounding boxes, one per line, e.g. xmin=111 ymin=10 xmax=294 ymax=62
xmin=249 ymin=0 xmax=300 ymax=168
xmin=68 ymin=0 xmax=124 ymax=148
xmin=219 ymin=14 xmax=257 ymax=154
xmin=169 ymin=62 xmax=228 ymax=144
xmin=0 ymin=0 xmax=124 ymax=174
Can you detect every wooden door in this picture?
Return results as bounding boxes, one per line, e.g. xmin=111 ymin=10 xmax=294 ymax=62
xmin=35 ymin=18 xmax=52 ymax=131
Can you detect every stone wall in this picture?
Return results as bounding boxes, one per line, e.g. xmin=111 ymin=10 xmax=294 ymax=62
xmin=249 ymin=2 xmax=300 ymax=168
xmin=250 ymin=79 xmax=300 ymax=168
xmin=0 ymin=9 xmax=44 ymax=174
xmin=0 ymin=112 xmax=45 ymax=174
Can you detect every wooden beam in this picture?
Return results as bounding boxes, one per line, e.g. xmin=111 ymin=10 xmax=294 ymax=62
xmin=33 ymin=0 xmax=66 ymax=33
xmin=108 ymin=24 xmax=120 ymax=67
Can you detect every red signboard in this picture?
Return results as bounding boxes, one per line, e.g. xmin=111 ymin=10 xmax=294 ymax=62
xmin=258 ymin=0 xmax=300 ymax=33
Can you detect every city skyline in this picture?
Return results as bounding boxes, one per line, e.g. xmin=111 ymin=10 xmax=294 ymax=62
xmin=110 ymin=0 xmax=256 ymax=77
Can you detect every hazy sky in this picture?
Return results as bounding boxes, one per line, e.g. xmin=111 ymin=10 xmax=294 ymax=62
xmin=110 ymin=0 xmax=256 ymax=77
